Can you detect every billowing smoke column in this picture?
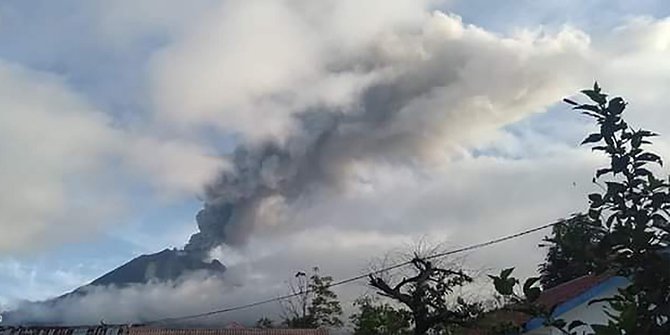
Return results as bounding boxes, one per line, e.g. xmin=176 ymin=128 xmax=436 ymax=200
xmin=183 ymin=84 xmax=420 ymax=254
xmin=184 ymin=107 xmax=354 ymax=258
xmin=183 ymin=142 xmax=328 ymax=257
xmin=182 ymin=62 xmax=571 ymax=259
xmin=175 ymin=9 xmax=588 ymax=259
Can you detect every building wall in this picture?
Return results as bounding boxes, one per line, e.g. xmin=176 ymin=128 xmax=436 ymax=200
xmin=524 ymin=277 xmax=628 ymax=335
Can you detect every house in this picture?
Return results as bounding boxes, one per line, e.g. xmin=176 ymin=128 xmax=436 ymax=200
xmin=523 ymin=274 xmax=629 ymax=334
xmin=466 ymin=274 xmax=629 ymax=335
xmin=0 ymin=326 xmax=328 ymax=335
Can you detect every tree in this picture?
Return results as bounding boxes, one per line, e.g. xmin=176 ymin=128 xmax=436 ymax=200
xmin=565 ymin=82 xmax=670 ymax=333
xmin=368 ymin=256 xmax=481 ymax=335
xmin=490 ymin=268 xmax=584 ymax=334
xmin=282 ymin=267 xmax=343 ymax=329
xmin=350 ymin=296 xmax=413 ymax=335
xmin=538 ymin=214 xmax=605 ymax=289
xmin=492 ymin=83 xmax=670 ymax=334
xmin=255 ymin=317 xmax=275 ymax=329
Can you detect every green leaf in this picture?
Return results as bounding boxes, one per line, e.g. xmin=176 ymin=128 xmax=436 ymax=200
xmin=601 ymin=122 xmax=615 ymax=138
xmin=632 ymin=134 xmax=642 ymax=148
xmin=492 ymin=277 xmax=515 ymax=296
xmin=526 ymin=287 xmax=541 ymax=302
xmin=568 ymin=320 xmax=586 ymax=330
xmin=607 ymin=97 xmax=626 ymax=115
xmin=581 ymin=111 xmax=605 ymax=119
xmin=634 ymin=168 xmax=653 ymax=178
xmin=523 ymin=276 xmax=540 ymax=293
xmin=574 ymin=104 xmax=602 ymax=113
xmin=648 ymin=174 xmax=665 ymax=190
xmin=651 ymin=213 xmax=668 ymax=225
xmin=589 ymin=193 xmax=604 ymax=207
xmin=581 ymin=133 xmax=603 ymax=145
xmin=619 ymin=122 xmax=629 ymax=132
xmin=501 ymin=267 xmax=514 ymax=279
xmin=588 ymin=209 xmax=601 ymax=220
xmin=550 ymin=319 xmax=567 ymax=329
xmin=563 ymin=98 xmax=579 ymax=105
xmin=606 ymin=182 xmax=625 ymax=195
xmin=591 ymin=324 xmax=619 ymax=335
xmin=619 ymin=304 xmax=637 ymax=331
xmin=581 ymin=89 xmax=607 ymax=104
xmin=596 ymin=168 xmax=611 ymax=178
xmin=637 ymin=152 xmax=663 ymax=165
xmin=638 ymin=130 xmax=658 ymax=137
xmin=611 ymin=156 xmax=628 ymax=174
xmin=588 ymin=193 xmax=601 ymax=202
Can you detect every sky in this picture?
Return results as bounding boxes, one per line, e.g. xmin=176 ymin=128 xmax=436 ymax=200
xmin=1 ymin=0 xmax=670 ymax=326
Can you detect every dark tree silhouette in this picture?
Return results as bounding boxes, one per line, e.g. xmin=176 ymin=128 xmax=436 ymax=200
xmin=282 ymin=267 xmax=343 ymax=329
xmin=565 ymin=82 xmax=670 ymax=334
xmin=493 ymin=83 xmax=670 ymax=334
xmin=538 ymin=214 xmax=604 ymax=289
xmin=255 ymin=317 xmax=275 ymax=329
xmin=368 ymin=257 xmax=480 ymax=335
xmin=350 ymin=296 xmax=412 ymax=335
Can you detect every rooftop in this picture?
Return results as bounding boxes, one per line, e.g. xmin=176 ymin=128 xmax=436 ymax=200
xmin=0 ymin=326 xmax=327 ymax=335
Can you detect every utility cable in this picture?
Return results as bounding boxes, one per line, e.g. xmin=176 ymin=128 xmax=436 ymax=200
xmin=145 ymin=221 xmax=558 ymax=324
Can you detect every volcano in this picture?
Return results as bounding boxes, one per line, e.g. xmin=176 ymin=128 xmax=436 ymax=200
xmin=1 ymin=249 xmax=225 ymax=325
xmin=87 ymin=248 xmax=225 ymax=287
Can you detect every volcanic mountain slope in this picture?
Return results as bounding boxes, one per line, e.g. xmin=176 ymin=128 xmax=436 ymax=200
xmin=87 ymin=248 xmax=225 ymax=287
xmin=1 ymin=249 xmax=225 ymax=325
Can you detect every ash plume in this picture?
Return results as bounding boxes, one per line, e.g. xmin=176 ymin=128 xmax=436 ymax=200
xmin=181 ymin=9 xmax=585 ymax=257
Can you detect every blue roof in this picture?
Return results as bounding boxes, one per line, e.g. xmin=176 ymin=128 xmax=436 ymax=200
xmin=524 ymin=276 xmax=629 ymax=332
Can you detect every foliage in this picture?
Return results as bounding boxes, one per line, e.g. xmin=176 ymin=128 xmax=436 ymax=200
xmin=564 ymin=82 xmax=670 ymax=333
xmin=350 ymin=296 xmax=413 ymax=335
xmin=307 ymin=269 xmax=344 ymax=328
xmin=282 ymin=267 xmax=343 ymax=329
xmin=538 ymin=214 xmax=605 ymax=289
xmin=489 ymin=268 xmax=585 ymax=334
xmin=255 ymin=317 xmax=275 ymax=328
xmin=491 ymin=83 xmax=670 ymax=334
xmin=368 ymin=257 xmax=481 ymax=335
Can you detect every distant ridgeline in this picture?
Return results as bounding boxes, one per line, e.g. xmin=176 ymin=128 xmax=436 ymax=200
xmin=1 ymin=248 xmax=225 ymax=325
xmin=87 ymin=248 xmax=225 ymax=287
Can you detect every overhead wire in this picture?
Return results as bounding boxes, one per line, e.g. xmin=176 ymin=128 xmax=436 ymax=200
xmin=144 ymin=220 xmax=559 ymax=325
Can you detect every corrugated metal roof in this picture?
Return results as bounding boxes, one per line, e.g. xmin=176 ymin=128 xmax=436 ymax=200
xmin=0 ymin=326 xmax=127 ymax=335
xmin=0 ymin=327 xmax=326 ymax=335
xmin=535 ymin=273 xmax=612 ymax=309
xmin=463 ymin=274 xmax=616 ymax=334
xmin=128 ymin=328 xmax=327 ymax=335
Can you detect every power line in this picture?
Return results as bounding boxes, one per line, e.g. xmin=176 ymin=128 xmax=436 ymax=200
xmin=145 ymin=221 xmax=558 ymax=325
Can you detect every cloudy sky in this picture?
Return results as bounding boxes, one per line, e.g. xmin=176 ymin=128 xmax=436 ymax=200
xmin=1 ymin=0 xmax=670 ymax=326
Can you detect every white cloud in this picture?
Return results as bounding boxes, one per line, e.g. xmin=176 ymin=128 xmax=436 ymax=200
xmin=593 ymin=17 xmax=670 ymax=133
xmin=92 ymin=0 xmax=217 ymax=49
xmin=120 ymin=136 xmax=224 ymax=198
xmin=3 ymin=0 xmax=670 ymax=325
xmin=0 ymin=61 xmax=222 ymax=254
xmin=0 ymin=61 xmax=123 ymax=253
xmin=0 ymin=259 xmax=92 ymax=308
xmin=5 ymin=145 xmax=598 ymax=324
xmin=150 ymin=1 xmax=591 ymax=147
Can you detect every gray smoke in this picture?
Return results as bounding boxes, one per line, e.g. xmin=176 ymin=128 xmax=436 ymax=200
xmin=184 ymin=94 xmax=378 ymax=256
xmin=182 ymin=10 xmax=586 ymax=257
